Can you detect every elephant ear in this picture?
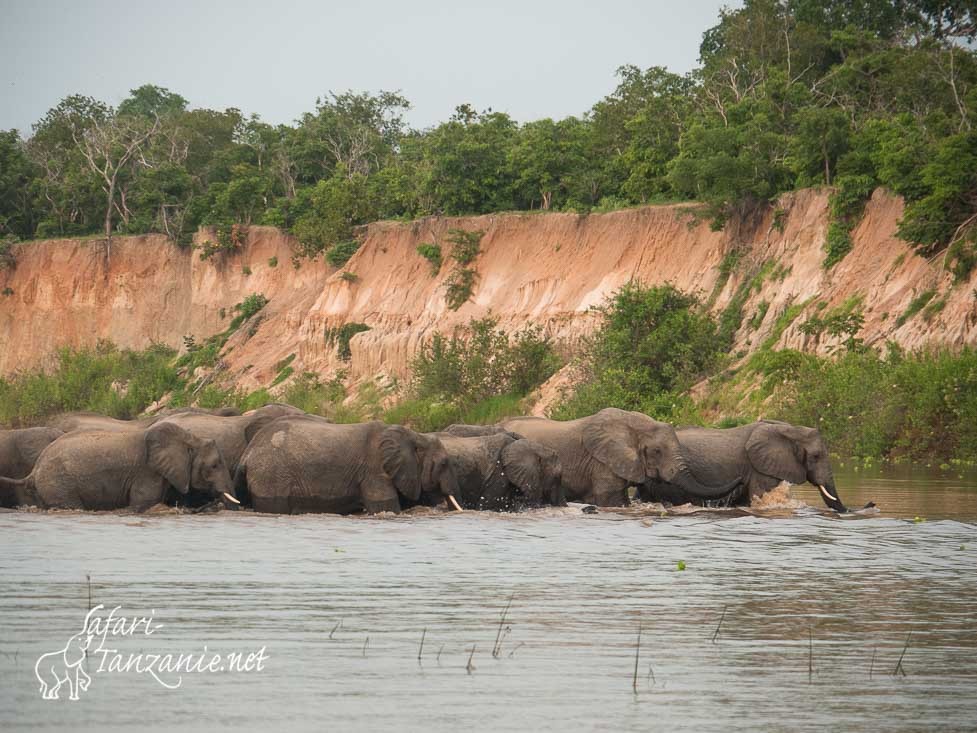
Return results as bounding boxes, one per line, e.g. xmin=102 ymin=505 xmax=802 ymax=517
xmin=501 ymin=439 xmax=546 ymax=501
xmin=379 ymin=426 xmax=422 ymax=501
xmin=582 ymin=408 xmax=644 ymax=484
xmin=145 ymin=422 xmax=194 ymax=493
xmin=746 ymin=422 xmax=807 ymax=485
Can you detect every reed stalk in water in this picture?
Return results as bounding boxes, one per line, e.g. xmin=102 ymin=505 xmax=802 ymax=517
xmin=466 ymin=645 xmax=476 ymax=674
xmin=633 ymin=620 xmax=642 ymax=693
xmin=712 ymin=605 xmax=727 ymax=644
xmin=418 ymin=628 xmax=426 ymax=664
xmin=808 ymin=628 xmax=813 ymax=683
xmin=493 ymin=595 xmax=513 ymax=658
xmin=893 ymin=632 xmax=912 ymax=677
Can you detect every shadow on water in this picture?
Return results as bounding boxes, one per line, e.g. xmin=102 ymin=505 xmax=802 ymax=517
xmin=1 ymin=465 xmax=976 ymax=732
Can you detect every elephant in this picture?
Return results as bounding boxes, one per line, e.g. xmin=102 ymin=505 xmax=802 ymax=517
xmin=501 ymin=408 xmax=739 ymax=506
xmin=49 ymin=412 xmax=151 ymax=433
xmin=427 ymin=425 xmax=564 ymax=510
xmin=155 ymin=403 xmax=305 ymax=474
xmin=638 ymin=419 xmax=849 ymax=512
xmin=50 ymin=406 xmax=246 ymax=434
xmin=0 ymin=422 xmax=238 ymax=511
xmin=35 ymin=628 xmax=93 ymax=700
xmin=0 ymin=427 xmax=64 ymax=507
xmin=235 ymin=416 xmax=462 ymax=514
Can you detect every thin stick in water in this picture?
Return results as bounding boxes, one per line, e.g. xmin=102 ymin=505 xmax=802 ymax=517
xmin=808 ymin=627 xmax=814 ymax=684
xmin=869 ymin=646 xmax=877 ymax=680
xmin=893 ymin=632 xmax=912 ymax=677
xmin=362 ymin=636 xmax=369 ymax=657
xmin=86 ymin=574 xmax=92 ymax=612
xmin=466 ymin=644 xmax=476 ymax=674
xmin=712 ymin=605 xmax=727 ymax=644
xmin=437 ymin=644 xmax=444 ymax=665
xmin=329 ymin=619 xmax=343 ymax=640
xmin=418 ymin=628 xmax=426 ymax=664
xmin=633 ymin=620 xmax=642 ymax=694
xmin=493 ymin=595 xmax=514 ymax=658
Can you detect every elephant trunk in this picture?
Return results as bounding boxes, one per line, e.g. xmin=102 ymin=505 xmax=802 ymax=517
xmin=669 ymin=464 xmax=743 ymax=500
xmin=439 ymin=468 xmax=463 ymax=512
xmin=815 ymin=481 xmax=848 ymax=513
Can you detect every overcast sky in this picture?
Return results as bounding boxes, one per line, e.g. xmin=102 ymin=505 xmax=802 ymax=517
xmin=1 ymin=0 xmax=737 ymax=134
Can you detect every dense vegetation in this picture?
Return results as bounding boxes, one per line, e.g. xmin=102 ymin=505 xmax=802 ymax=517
xmin=1 ymin=1 xmax=975 ymax=274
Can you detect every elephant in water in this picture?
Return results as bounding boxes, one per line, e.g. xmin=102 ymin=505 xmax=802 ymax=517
xmin=0 ymin=427 xmax=64 ymax=507
xmin=235 ymin=416 xmax=462 ymax=514
xmin=427 ymin=425 xmax=564 ymax=510
xmin=501 ymin=408 xmax=739 ymax=506
xmin=0 ymin=422 xmax=238 ymax=511
xmin=155 ymin=403 xmax=304 ymax=474
xmin=639 ymin=420 xmax=849 ymax=512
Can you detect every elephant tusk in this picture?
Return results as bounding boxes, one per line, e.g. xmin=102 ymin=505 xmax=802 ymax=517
xmin=223 ymin=492 xmax=241 ymax=505
xmin=447 ymin=495 xmax=463 ymax=512
xmin=818 ymin=485 xmax=839 ymax=502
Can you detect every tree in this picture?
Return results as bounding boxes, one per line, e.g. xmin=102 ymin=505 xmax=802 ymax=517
xmin=789 ymin=107 xmax=850 ymax=185
xmin=0 ymin=130 xmax=35 ymax=239
xmin=117 ymin=84 xmax=188 ymax=119
xmin=509 ymin=117 xmax=587 ymax=210
xmin=72 ymin=110 xmax=161 ymax=244
xmin=291 ymin=90 xmax=409 ymax=183
xmin=421 ymin=107 xmax=518 ymax=214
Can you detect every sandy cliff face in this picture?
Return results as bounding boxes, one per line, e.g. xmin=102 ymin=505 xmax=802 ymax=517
xmin=2 ymin=188 xmax=975 ymax=404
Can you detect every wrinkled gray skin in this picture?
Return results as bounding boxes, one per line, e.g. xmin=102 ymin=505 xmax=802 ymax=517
xmin=428 ymin=427 xmax=564 ymax=510
xmin=49 ymin=412 xmax=152 ymax=433
xmin=0 ymin=427 xmax=64 ymax=507
xmin=49 ymin=406 xmax=241 ymax=434
xmin=0 ymin=422 xmax=237 ymax=511
xmin=236 ymin=416 xmax=461 ymax=514
xmin=502 ymin=408 xmax=739 ymax=506
xmin=156 ymin=403 xmax=304 ymax=473
xmin=639 ymin=420 xmax=848 ymax=512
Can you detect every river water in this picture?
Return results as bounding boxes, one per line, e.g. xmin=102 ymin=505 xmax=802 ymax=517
xmin=1 ymin=465 xmax=976 ymax=732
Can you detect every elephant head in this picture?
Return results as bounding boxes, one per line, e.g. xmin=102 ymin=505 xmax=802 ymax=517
xmin=584 ymin=408 xmax=734 ymax=496
xmin=145 ymin=423 xmax=239 ymax=507
xmin=746 ymin=421 xmax=847 ymax=512
xmin=380 ymin=426 xmax=463 ymax=510
xmin=501 ymin=439 xmax=565 ymax=506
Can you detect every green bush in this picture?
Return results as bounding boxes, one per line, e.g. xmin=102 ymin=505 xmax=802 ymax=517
xmin=776 ymin=347 xmax=977 ymax=461
xmin=403 ymin=316 xmax=560 ymax=422
xmin=229 ymin=293 xmax=268 ymax=330
xmin=325 ymin=323 xmax=371 ymax=361
xmin=0 ymin=342 xmax=180 ymax=427
xmin=326 ymin=240 xmax=360 ymax=268
xmin=444 ymin=267 xmax=477 ymax=310
xmin=447 ymin=228 xmax=483 ymax=265
xmin=416 ymin=243 xmax=442 ymax=274
xmin=553 ymin=282 xmax=722 ymax=421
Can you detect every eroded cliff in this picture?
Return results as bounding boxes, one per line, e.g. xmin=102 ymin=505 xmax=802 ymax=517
xmin=2 ymin=188 xmax=975 ymax=407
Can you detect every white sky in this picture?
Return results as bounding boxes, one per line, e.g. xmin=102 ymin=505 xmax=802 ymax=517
xmin=0 ymin=0 xmax=738 ymax=133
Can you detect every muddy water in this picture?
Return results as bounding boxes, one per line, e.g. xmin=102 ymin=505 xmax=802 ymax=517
xmin=1 ymin=466 xmax=976 ymax=732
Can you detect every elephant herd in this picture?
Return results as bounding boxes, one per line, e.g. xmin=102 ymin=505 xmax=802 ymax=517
xmin=0 ymin=404 xmax=851 ymax=515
